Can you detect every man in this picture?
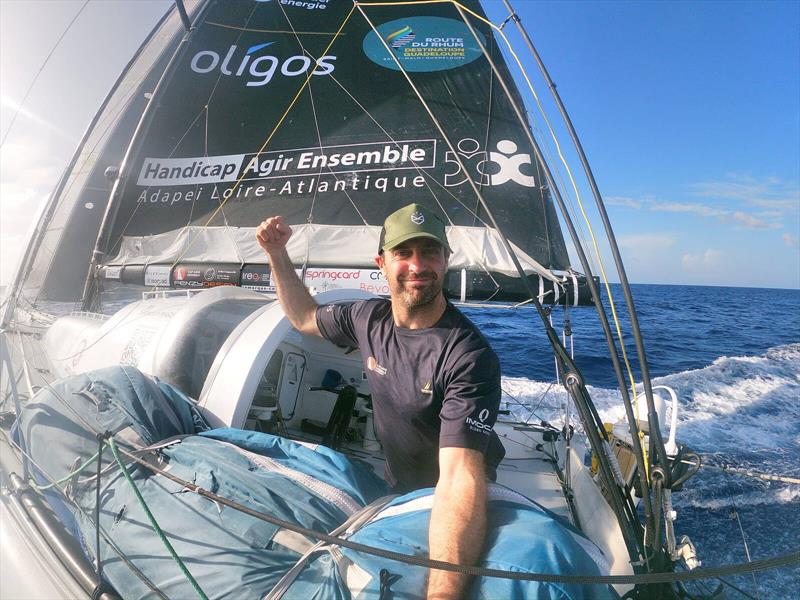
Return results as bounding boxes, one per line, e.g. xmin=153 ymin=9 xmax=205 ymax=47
xmin=255 ymin=203 xmax=505 ymax=600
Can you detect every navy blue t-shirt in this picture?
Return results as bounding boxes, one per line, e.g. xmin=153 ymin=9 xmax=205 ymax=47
xmin=316 ymin=298 xmax=505 ymax=492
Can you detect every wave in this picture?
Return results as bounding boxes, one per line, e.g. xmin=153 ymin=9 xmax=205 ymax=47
xmin=500 ymin=343 xmax=800 ymax=505
xmin=681 ymin=483 xmax=800 ymax=510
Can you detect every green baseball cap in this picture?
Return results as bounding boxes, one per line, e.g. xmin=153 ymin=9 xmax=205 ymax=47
xmin=378 ymin=203 xmax=452 ymax=253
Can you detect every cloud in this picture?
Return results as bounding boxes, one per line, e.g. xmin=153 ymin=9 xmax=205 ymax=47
xmin=605 ymin=195 xmax=642 ymax=209
xmin=617 ymin=233 xmax=678 ymax=266
xmin=783 ymin=233 xmax=799 ymax=247
xmin=0 ymin=135 xmax=66 ymax=285
xmin=682 ymin=249 xmax=722 ymax=270
xmin=606 ymin=174 xmax=793 ymax=235
xmin=617 ymin=233 xmax=677 ymax=251
xmin=650 ymin=201 xmax=728 ymax=218
xmin=754 ymin=210 xmax=785 ymax=219
xmin=689 ymin=174 xmax=800 ymax=212
xmin=732 ymin=211 xmax=771 ymax=229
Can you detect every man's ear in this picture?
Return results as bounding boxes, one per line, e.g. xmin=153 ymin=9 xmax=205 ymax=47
xmin=374 ymin=253 xmax=385 ymax=269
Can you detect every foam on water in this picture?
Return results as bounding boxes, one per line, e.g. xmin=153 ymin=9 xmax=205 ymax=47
xmin=501 ymin=343 xmax=800 ymax=505
xmin=502 ymin=342 xmax=800 ymax=594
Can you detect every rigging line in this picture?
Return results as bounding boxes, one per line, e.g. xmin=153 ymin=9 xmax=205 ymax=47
xmin=701 ymin=463 xmax=800 ymax=485
xmin=28 ymin=49 xmax=156 ymax=306
xmin=277 ymin=2 xmax=369 ymax=227
xmin=356 ymin=10 xmax=588 ymax=464
xmin=484 ymin=6 xmax=644 ymax=431
xmin=109 ymin=105 xmax=212 ymax=254
xmin=0 ymin=431 xmax=169 ymax=600
xmin=300 ymin=78 xmax=324 ymax=225
xmin=475 ymin=32 xmax=494 ymax=225
xmin=108 ymin=438 xmax=209 ymax=600
xmin=159 ymin=4 xmax=358 ymax=283
xmin=183 ymin=107 xmax=210 ymax=229
xmin=468 ymin=1 xmax=653 ymax=491
xmin=502 ymin=381 xmax=559 ymax=426
xmin=95 ymin=443 xmax=800 ymax=585
xmin=362 ymin=0 xmax=644 ymax=464
xmin=525 ymin=111 xmax=595 ymax=276
xmin=135 ymin=3 xmax=266 ymax=294
xmin=502 ymin=1 xmax=670 ymax=476
xmin=494 ymin=0 xmax=641 ymax=388
xmin=205 ymin=21 xmax=347 ymax=36
xmin=0 ymin=0 xmax=90 ymax=149
xmin=731 ymin=507 xmax=760 ymax=600
xmin=204 ymin=111 xmax=243 ymax=265
xmin=320 ymin=63 xmax=505 ymax=236
xmin=303 ymin=84 xmax=369 ymax=226
xmin=322 ymin=74 xmax=473 ymax=221
xmin=436 ymin=4 xmax=613 ymax=439
xmin=178 ymin=0 xmax=262 ymax=234
xmin=322 ymin=71 xmax=510 ymax=286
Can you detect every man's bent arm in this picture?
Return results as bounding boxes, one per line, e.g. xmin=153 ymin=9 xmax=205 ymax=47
xmin=255 ymin=216 xmax=321 ymax=337
xmin=268 ymin=247 xmax=321 ymax=337
xmin=427 ymin=447 xmax=487 ymax=600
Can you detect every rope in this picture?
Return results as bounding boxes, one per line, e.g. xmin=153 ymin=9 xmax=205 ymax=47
xmin=0 ymin=0 xmax=90 ymax=148
xmin=730 ymin=508 xmax=760 ymax=600
xmin=30 ymin=448 xmax=102 ymax=491
xmin=159 ymin=4 xmax=358 ymax=283
xmin=108 ymin=438 xmax=209 ymax=600
xmin=358 ymin=0 xmax=650 ymax=477
xmin=113 ymin=443 xmax=800 ymax=586
xmin=703 ymin=463 xmax=800 ymax=485
xmin=1 ymin=427 xmax=170 ymax=599
xmin=95 ymin=435 xmax=104 ymax=579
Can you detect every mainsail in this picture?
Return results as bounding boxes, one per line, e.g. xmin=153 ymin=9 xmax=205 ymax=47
xmin=19 ymin=0 xmax=570 ymax=303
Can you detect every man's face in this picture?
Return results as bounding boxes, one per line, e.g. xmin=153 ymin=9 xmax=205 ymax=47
xmin=376 ymin=237 xmax=449 ymax=310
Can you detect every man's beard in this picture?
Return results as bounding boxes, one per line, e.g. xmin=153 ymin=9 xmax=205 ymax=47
xmin=391 ymin=273 xmax=443 ymax=310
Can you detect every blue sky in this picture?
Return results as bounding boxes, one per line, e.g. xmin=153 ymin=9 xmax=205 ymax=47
xmin=1 ymin=0 xmax=798 ymax=288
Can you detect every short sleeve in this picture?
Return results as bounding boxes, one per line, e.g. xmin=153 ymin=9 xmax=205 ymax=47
xmin=439 ymin=345 xmax=501 ymax=453
xmin=315 ymin=302 xmax=359 ymax=348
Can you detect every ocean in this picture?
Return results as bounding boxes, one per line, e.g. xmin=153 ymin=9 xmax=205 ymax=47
xmin=464 ymin=283 xmax=800 ymax=598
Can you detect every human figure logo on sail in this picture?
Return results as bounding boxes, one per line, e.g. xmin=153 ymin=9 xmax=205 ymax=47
xmin=444 ymin=138 xmax=536 ymax=188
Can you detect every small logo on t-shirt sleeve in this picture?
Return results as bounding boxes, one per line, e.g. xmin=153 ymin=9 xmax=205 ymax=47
xmin=465 ymin=408 xmax=493 ymax=435
xmin=367 ymin=356 xmax=388 ymax=376
xmin=421 ymin=380 xmax=433 ymax=395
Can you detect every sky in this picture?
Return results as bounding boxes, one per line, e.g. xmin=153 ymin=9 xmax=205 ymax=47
xmin=1 ymin=0 xmax=798 ymax=289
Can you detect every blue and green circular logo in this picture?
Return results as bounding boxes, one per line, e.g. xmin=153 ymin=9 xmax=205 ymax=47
xmin=363 ymin=17 xmax=486 ymax=72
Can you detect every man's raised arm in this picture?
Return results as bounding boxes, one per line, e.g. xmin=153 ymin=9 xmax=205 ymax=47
xmin=255 ymin=216 xmax=321 ymax=337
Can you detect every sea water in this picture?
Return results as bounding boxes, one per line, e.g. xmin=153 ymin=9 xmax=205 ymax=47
xmin=464 ymin=284 xmax=800 ymax=598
